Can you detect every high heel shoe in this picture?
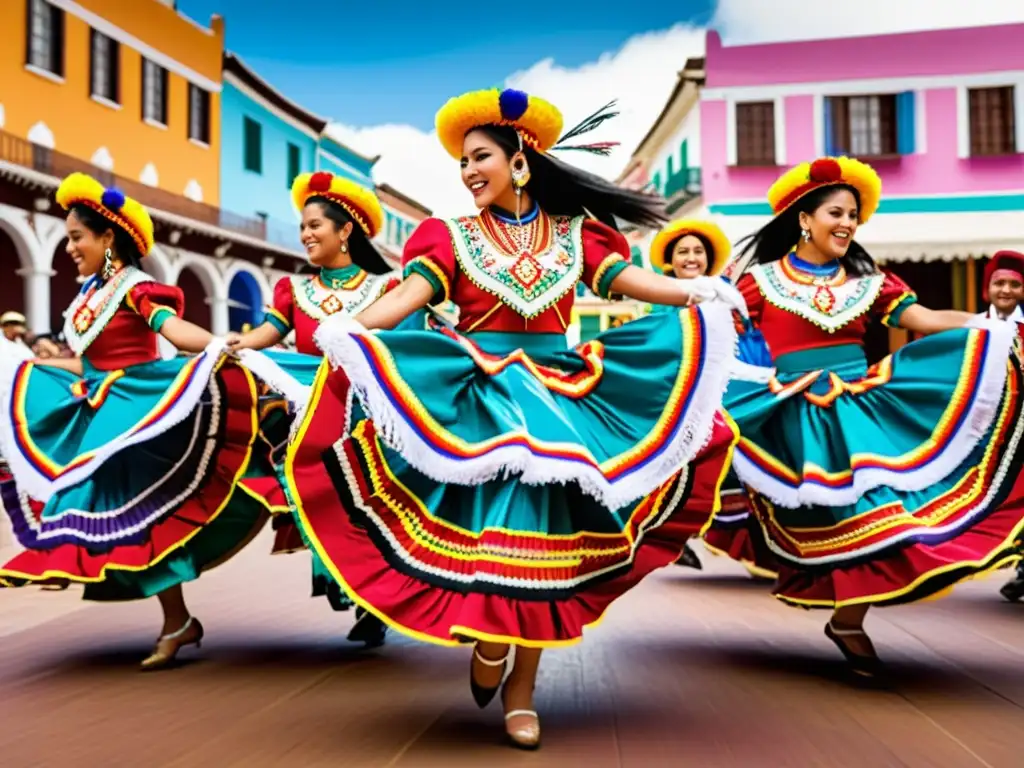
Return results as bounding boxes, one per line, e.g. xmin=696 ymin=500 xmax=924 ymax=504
xmin=824 ymin=621 xmax=883 ymax=678
xmin=469 ymin=646 xmax=511 ymax=709
xmin=140 ymin=616 xmax=204 ymax=672
xmin=501 ymin=679 xmax=541 ymax=750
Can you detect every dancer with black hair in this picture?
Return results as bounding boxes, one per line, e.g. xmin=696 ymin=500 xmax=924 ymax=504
xmin=723 ymin=157 xmax=1024 ymax=677
xmin=0 ymin=173 xmax=267 ymax=670
xmin=646 ymin=219 xmax=779 ymax=578
xmin=283 ymin=88 xmax=745 ymax=750
xmin=227 ymin=172 xmax=398 ymax=646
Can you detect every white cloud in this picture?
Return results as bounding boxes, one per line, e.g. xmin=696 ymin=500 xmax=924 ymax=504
xmin=712 ymin=0 xmax=1024 ymax=43
xmin=327 ymin=24 xmax=703 ymax=218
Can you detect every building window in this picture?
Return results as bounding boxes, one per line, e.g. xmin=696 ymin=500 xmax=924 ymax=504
xmin=826 ymin=95 xmax=897 ymax=157
xmin=26 ymin=0 xmax=64 ymax=77
xmin=735 ymin=102 xmax=776 ymax=166
xmin=141 ymin=58 xmax=168 ymax=125
xmin=286 ymin=143 xmax=300 ymax=187
xmin=89 ymin=30 xmax=119 ymax=104
xmin=969 ymin=86 xmax=1016 ymax=156
xmin=188 ymin=84 xmax=210 ymax=144
xmin=243 ymin=117 xmax=262 ymax=173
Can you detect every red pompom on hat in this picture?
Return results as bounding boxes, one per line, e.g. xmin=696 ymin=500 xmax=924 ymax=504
xmin=308 ymin=171 xmax=333 ymax=193
xmin=808 ymin=158 xmax=842 ymax=183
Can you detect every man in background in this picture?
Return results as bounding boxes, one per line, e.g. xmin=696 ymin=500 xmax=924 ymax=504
xmin=0 ymin=311 xmax=33 ymax=361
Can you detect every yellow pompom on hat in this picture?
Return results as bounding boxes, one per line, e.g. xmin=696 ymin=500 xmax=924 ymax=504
xmin=292 ymin=171 xmax=385 ymax=239
xmin=436 ymin=88 xmax=565 ymax=160
xmin=56 ymin=172 xmax=154 ymax=256
xmin=650 ymin=219 xmax=731 ymax=277
xmin=767 ymin=156 xmax=882 ymax=224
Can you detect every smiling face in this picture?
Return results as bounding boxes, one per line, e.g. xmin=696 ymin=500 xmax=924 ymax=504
xmin=989 ymin=271 xmax=1023 ymax=315
xmin=301 ymin=201 xmax=353 ymax=267
xmin=461 ymin=129 xmax=515 ymax=210
xmin=799 ymin=187 xmax=858 ymax=260
xmin=65 ymin=209 xmax=114 ymax=278
xmin=670 ymin=234 xmax=710 ymax=279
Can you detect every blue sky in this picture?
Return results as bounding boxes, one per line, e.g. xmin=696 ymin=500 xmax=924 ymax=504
xmin=177 ymin=1 xmax=714 ymax=130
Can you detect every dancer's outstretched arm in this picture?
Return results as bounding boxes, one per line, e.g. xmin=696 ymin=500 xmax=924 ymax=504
xmin=354 ymin=274 xmax=434 ymax=330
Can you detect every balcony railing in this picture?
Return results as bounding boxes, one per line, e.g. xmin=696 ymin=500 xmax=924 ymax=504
xmin=0 ymin=130 xmax=272 ymax=244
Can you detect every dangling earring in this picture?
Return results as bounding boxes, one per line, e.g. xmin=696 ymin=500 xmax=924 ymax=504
xmin=510 ymin=153 xmax=531 ymax=194
xmin=340 ymin=242 xmax=348 ymax=253
xmin=102 ymin=247 xmax=115 ymax=279
xmin=801 ymin=229 xmax=811 ymax=243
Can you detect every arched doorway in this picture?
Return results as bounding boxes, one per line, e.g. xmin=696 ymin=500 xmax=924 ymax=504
xmin=49 ymin=238 xmax=79 ymax=334
xmin=0 ymin=227 xmax=24 ymax=316
xmin=227 ymin=270 xmax=263 ymax=331
xmin=176 ymin=265 xmax=212 ymax=330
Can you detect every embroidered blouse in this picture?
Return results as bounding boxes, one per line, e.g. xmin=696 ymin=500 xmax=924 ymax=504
xmin=401 ymin=209 xmax=631 ymax=334
xmin=737 ymin=253 xmax=917 ymax=359
xmin=63 ymin=268 xmax=185 ymax=371
xmin=263 ymin=264 xmax=400 ymax=354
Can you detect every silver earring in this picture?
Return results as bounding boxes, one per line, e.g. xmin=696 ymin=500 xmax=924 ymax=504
xmin=801 ymin=229 xmax=811 ymax=243
xmin=102 ymin=247 xmax=115 ymax=279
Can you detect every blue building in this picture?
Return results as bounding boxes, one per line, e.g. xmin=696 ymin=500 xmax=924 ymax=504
xmin=317 ymin=134 xmax=376 ymax=189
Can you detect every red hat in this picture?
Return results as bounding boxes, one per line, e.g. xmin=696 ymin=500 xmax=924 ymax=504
xmin=983 ymin=250 xmax=1024 ymax=301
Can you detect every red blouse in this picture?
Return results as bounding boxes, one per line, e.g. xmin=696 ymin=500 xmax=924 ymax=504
xmin=402 ymin=215 xmax=630 ymax=334
xmin=267 ymin=271 xmax=401 ymax=355
xmin=85 ymin=282 xmax=184 ymax=370
xmin=737 ymin=266 xmax=916 ymax=359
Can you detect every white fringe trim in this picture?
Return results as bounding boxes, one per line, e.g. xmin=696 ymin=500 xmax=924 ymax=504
xmin=236 ymin=349 xmax=312 ymax=408
xmin=0 ymin=338 xmax=229 ymax=503
xmin=312 ymin=304 xmax=738 ymax=510
xmin=734 ymin=323 xmax=1018 ymax=508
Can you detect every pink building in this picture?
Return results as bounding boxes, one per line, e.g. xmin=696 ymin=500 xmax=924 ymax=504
xmin=700 ymin=24 xmax=1024 ymax=328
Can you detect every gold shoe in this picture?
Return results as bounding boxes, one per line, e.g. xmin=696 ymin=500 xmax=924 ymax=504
xmin=501 ymin=682 xmax=541 ymax=750
xmin=140 ymin=617 xmax=204 ymax=671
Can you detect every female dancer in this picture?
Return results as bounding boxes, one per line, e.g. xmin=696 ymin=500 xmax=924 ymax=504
xmin=284 ymin=88 xmax=745 ymax=749
xmin=229 ymin=171 xmax=397 ymax=646
xmin=725 ymin=156 xmax=1024 ymax=676
xmin=0 ymin=173 xmax=266 ymax=669
xmin=648 ymin=219 xmax=778 ymax=578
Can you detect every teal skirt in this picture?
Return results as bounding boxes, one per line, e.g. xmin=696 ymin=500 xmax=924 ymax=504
xmin=0 ymin=346 xmax=267 ymax=599
xmin=723 ymin=328 xmax=1024 ymax=607
xmin=285 ymin=305 xmax=739 ymax=646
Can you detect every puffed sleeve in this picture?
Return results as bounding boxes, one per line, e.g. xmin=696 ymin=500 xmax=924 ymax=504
xmin=580 ymin=219 xmax=631 ymax=299
xmin=401 ymin=218 xmax=456 ymax=304
xmin=127 ymin=282 xmax=184 ymax=332
xmin=735 ymin=273 xmax=764 ymax=328
xmin=263 ymin=277 xmax=294 ymax=335
xmin=872 ymin=270 xmax=918 ymax=328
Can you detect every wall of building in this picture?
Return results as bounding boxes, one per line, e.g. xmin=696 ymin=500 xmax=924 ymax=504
xmin=0 ymin=0 xmax=223 ymax=204
xmin=317 ymin=135 xmax=375 ymax=188
xmin=219 ymin=76 xmax=318 ymax=250
xmin=701 ymin=27 xmax=1024 ymax=212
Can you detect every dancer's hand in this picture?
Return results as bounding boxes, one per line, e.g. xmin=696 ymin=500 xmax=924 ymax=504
xmin=224 ymin=331 xmax=245 ymax=350
xmin=678 ymin=277 xmax=749 ymax=318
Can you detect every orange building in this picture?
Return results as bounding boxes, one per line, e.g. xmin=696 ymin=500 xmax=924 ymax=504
xmin=0 ymin=0 xmax=223 ymax=204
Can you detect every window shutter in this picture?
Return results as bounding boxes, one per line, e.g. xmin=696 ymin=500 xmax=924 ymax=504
xmin=896 ymin=91 xmax=915 ymax=155
xmin=823 ymin=97 xmax=835 ymax=155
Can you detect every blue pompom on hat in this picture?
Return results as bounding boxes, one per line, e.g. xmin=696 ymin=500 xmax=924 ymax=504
xmin=498 ymin=89 xmax=529 ymax=121
xmin=100 ymin=187 xmax=126 ymax=212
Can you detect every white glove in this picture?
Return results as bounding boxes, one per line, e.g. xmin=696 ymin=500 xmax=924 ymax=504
xmin=678 ymin=276 xmax=749 ymax=318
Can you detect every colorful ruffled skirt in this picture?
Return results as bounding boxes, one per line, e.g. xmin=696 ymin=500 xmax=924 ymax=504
xmin=0 ymin=343 xmax=268 ymax=599
xmin=284 ymin=305 xmax=739 ymax=646
xmin=237 ymin=348 xmax=358 ymax=610
xmin=725 ymin=328 xmax=1024 ymax=608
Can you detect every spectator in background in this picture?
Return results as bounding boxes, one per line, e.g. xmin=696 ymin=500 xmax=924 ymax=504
xmin=0 ymin=311 xmax=33 ymax=361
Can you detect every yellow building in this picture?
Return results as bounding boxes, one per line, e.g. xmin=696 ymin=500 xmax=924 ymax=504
xmin=0 ymin=0 xmax=223 ymax=204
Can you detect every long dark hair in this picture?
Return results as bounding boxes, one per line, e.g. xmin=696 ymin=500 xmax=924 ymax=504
xmin=734 ymin=184 xmax=877 ymax=277
xmin=305 ymin=196 xmax=391 ymax=275
xmin=67 ymin=203 xmax=144 ymax=268
xmin=663 ymin=232 xmax=714 ymax=276
xmin=471 ymin=124 xmax=667 ymax=231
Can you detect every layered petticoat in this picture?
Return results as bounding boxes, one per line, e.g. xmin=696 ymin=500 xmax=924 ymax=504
xmin=724 ymin=326 xmax=1024 ymax=607
xmin=0 ymin=342 xmax=268 ymax=598
xmin=284 ymin=305 xmax=739 ymax=646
